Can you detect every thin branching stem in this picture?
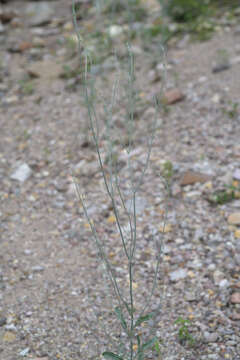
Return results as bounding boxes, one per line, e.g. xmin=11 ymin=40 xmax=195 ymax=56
xmin=114 ymin=172 xmax=134 ymax=253
xmin=72 ymin=2 xmax=168 ymax=358
xmin=137 ymin=178 xmax=170 ymax=322
xmin=73 ymin=178 xmax=127 ymax=311
xmin=84 ymin=85 xmax=130 ymax=261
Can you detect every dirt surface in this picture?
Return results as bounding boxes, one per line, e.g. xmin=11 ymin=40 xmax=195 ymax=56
xmin=1 ymin=1 xmax=240 ymax=360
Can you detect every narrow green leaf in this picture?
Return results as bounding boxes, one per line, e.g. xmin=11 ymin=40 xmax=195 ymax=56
xmin=137 ymin=335 xmax=141 ymax=348
xmin=141 ymin=336 xmax=158 ymax=352
xmin=136 ymin=340 xmax=144 ymax=360
xmin=124 ymin=302 xmax=132 ymax=316
xmin=136 ymin=334 xmax=143 ymax=360
xmin=137 ymin=337 xmax=158 ymax=360
xmin=154 ymin=339 xmax=161 ymax=354
xmin=114 ymin=307 xmax=127 ymax=331
xmin=102 ymin=351 xmax=124 ymax=360
xmin=175 ymin=317 xmax=190 ymax=325
xmin=134 ymin=312 xmax=155 ymax=328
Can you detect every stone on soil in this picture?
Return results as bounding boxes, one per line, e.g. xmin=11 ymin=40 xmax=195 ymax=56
xmin=28 ymin=60 xmax=63 ymax=79
xmin=230 ymin=292 xmax=240 ymax=304
xmin=32 ymin=266 xmax=44 ymax=272
xmin=219 ymin=279 xmax=230 ymax=288
xmin=233 ymin=169 xmax=240 ymax=180
xmin=169 ymin=268 xmax=187 ymax=281
xmin=162 ymin=88 xmax=184 ymax=105
xmin=26 ymin=2 xmax=55 ymax=27
xmin=180 ymin=170 xmax=212 ymax=186
xmin=227 ymin=213 xmax=240 ymax=225
xmin=2 ymin=331 xmax=16 ymax=342
xmin=0 ymin=9 xmax=16 ymax=24
xmin=235 ymin=230 xmax=240 ymax=239
xmin=212 ymin=63 xmax=230 ymax=73
xmin=11 ymin=163 xmax=32 ymax=182
xmin=0 ymin=21 xmax=5 ymax=33
xmin=19 ymin=348 xmax=30 ymax=357
xmin=108 ymin=25 xmax=123 ymax=38
xmin=148 ymin=69 xmax=160 ymax=83
xmin=0 ymin=317 xmax=7 ymax=326
xmin=75 ymin=159 xmax=99 ymax=177
xmin=203 ymin=331 xmax=219 ymax=343
xmin=213 ymin=270 xmax=225 ymax=285
xmin=231 ymin=312 xmax=240 ymax=320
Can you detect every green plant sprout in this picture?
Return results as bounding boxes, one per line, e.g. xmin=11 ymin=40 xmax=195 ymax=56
xmin=207 ymin=184 xmax=240 ymax=205
xmin=19 ymin=77 xmax=35 ymax=96
xmin=222 ymin=100 xmax=238 ymax=119
xmin=161 ymin=160 xmax=174 ymax=196
xmin=158 ymin=0 xmax=209 ymax=23
xmin=162 ymin=161 xmax=173 ymax=183
xmin=175 ymin=317 xmax=196 ymax=347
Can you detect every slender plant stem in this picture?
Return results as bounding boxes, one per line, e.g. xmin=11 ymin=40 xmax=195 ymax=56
xmin=72 ymin=3 xmax=169 ymax=358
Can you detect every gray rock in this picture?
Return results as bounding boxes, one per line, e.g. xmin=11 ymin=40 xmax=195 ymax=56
xmin=234 ymin=254 xmax=240 ymax=266
xmin=212 ymin=63 xmax=230 ymax=73
xmin=0 ymin=317 xmax=6 ymax=326
xmin=175 ymin=238 xmax=184 ymax=244
xmin=148 ymin=69 xmax=160 ymax=83
xmin=234 ymin=25 xmax=240 ymax=35
xmin=0 ymin=21 xmax=5 ymax=34
xmin=5 ymin=323 xmax=17 ymax=331
xmin=28 ymin=60 xmax=63 ymax=79
xmin=75 ymin=159 xmax=99 ymax=177
xmin=188 ymin=259 xmax=202 ymax=269
xmin=108 ymin=25 xmax=123 ymax=38
xmin=169 ymin=268 xmax=187 ymax=281
xmin=203 ymin=331 xmax=219 ymax=343
xmin=126 ymin=197 xmax=147 ymax=216
xmin=185 ymin=291 xmax=197 ymax=302
xmin=220 ymin=171 xmax=233 ymax=186
xmin=234 ymin=7 xmax=240 ymax=16
xmin=11 ymin=163 xmax=32 ymax=183
xmin=32 ymin=265 xmax=45 ymax=272
xmin=19 ymin=348 xmax=30 ymax=357
xmin=162 ymin=244 xmax=171 ymax=254
xmin=143 ymin=107 xmax=157 ymax=122
xmin=26 ymin=2 xmax=55 ymax=27
xmin=213 ymin=270 xmax=225 ymax=285
xmin=205 ymin=355 xmax=218 ymax=360
xmin=219 ymin=279 xmax=230 ymax=288
xmin=233 ymin=169 xmax=240 ymax=181
xmin=31 ymin=27 xmax=60 ymax=36
xmin=194 ymin=228 xmax=205 ymax=241
xmin=231 ymin=56 xmax=240 ymax=66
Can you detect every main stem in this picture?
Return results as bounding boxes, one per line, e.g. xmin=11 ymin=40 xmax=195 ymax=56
xmin=129 ymin=258 xmax=134 ymax=360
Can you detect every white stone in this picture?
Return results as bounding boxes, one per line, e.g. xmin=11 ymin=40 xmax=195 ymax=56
xmin=19 ymin=348 xmax=30 ymax=357
xmin=11 ymin=163 xmax=32 ymax=183
xmin=108 ymin=25 xmax=123 ymax=38
xmin=219 ymin=279 xmax=230 ymax=288
xmin=175 ymin=238 xmax=185 ymax=244
xmin=233 ymin=169 xmax=240 ymax=180
xmin=169 ymin=268 xmax=187 ymax=281
xmin=0 ymin=21 xmax=5 ymax=34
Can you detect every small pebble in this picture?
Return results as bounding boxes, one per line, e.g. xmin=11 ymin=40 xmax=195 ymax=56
xmin=0 ymin=317 xmax=7 ymax=326
xmin=32 ymin=265 xmax=45 ymax=272
xmin=203 ymin=331 xmax=219 ymax=343
xmin=169 ymin=268 xmax=188 ymax=281
xmin=11 ymin=163 xmax=32 ymax=183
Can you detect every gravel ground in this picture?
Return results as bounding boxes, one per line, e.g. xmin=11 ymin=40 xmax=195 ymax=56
xmin=0 ymin=1 xmax=240 ymax=359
